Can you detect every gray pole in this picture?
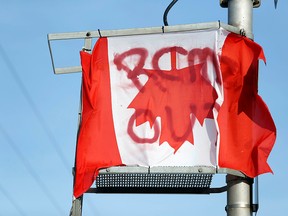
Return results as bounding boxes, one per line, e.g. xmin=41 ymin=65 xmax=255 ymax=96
xmin=227 ymin=0 xmax=254 ymax=39
xmin=220 ymin=0 xmax=260 ymax=215
xmin=226 ymin=175 xmax=253 ymax=216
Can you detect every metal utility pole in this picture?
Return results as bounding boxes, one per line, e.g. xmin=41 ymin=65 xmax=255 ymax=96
xmin=220 ymin=0 xmax=260 ymax=216
xmin=225 ymin=175 xmax=254 ymax=216
xmin=220 ymin=0 xmax=260 ymax=39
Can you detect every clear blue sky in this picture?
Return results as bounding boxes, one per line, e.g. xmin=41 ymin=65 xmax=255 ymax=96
xmin=0 ymin=1 xmax=287 ymax=215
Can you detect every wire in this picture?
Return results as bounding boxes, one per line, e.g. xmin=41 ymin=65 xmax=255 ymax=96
xmin=0 ymin=43 xmax=69 ymax=215
xmin=0 ymin=43 xmax=96 ymax=215
xmin=274 ymin=0 xmax=278 ymax=9
xmin=163 ymin=0 xmax=178 ymax=26
xmin=0 ymin=183 xmax=27 ymax=216
xmin=0 ymin=44 xmax=71 ymax=172
xmin=0 ymin=125 xmax=66 ymax=215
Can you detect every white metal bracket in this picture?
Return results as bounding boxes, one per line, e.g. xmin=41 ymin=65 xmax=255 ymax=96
xmin=47 ymin=21 xmax=240 ymax=75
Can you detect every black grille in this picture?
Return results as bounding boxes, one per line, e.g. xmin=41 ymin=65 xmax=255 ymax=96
xmin=96 ymin=173 xmax=212 ymax=188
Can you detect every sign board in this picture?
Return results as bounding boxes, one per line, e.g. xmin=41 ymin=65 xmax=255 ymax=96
xmin=47 ymin=22 xmax=276 ymax=198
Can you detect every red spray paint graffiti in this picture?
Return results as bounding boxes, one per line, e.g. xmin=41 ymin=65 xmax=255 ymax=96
xmin=114 ymin=46 xmax=220 ymax=151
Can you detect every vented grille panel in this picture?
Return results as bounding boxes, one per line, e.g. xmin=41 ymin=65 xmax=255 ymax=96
xmin=96 ymin=173 xmax=212 ymax=188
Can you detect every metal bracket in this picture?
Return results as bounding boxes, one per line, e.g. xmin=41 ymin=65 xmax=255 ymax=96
xmin=86 ymin=166 xmax=229 ymax=194
xmin=220 ymin=0 xmax=261 ymax=8
xmin=47 ymin=33 xmax=92 ymax=74
xmin=47 ymin=21 xmax=241 ymax=75
xmin=225 ymin=204 xmax=259 ymax=213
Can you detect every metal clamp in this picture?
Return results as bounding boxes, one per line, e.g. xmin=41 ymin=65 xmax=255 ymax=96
xmin=220 ymin=0 xmax=261 ymax=8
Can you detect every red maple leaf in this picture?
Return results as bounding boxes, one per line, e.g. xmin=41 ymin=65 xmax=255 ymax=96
xmin=128 ymin=47 xmax=218 ymax=151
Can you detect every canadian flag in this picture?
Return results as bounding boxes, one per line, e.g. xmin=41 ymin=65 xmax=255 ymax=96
xmin=73 ymin=28 xmax=276 ymax=198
